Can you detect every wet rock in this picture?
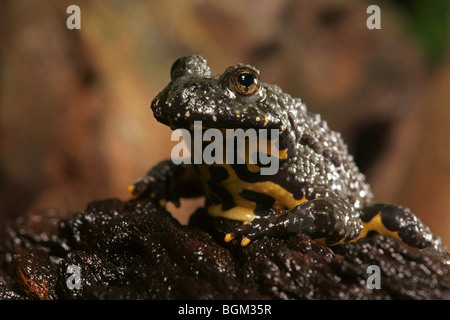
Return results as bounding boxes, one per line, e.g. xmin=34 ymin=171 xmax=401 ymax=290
xmin=0 ymin=198 xmax=449 ymax=300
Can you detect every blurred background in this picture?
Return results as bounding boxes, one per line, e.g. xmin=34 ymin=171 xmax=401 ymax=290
xmin=0 ymin=0 xmax=449 ymax=247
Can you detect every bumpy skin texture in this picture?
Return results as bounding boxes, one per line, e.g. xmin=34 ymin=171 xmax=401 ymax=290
xmin=132 ymin=55 xmax=445 ymax=252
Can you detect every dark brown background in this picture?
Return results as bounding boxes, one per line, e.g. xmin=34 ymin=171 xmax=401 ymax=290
xmin=1 ymin=0 xmax=449 ymax=247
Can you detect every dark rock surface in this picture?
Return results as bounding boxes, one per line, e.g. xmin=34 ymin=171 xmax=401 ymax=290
xmin=0 ymin=198 xmax=449 ymax=300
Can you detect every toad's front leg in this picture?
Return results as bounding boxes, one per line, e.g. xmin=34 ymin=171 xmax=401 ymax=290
xmin=129 ymin=160 xmax=204 ymax=207
xmin=225 ymin=189 xmax=362 ymax=246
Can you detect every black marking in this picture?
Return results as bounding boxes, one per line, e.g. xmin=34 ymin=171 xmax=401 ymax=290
xmin=380 ymin=205 xmax=405 ymax=232
xmin=378 ymin=204 xmax=433 ymax=249
xmin=363 ymin=203 xmax=408 ymax=232
xmin=208 ymin=165 xmax=229 ymax=183
xmin=360 ymin=205 xmax=381 ymax=223
xmin=325 ymin=235 xmax=346 ymax=245
xmin=230 ymin=163 xmax=308 ymax=200
xmin=229 ymin=164 xmax=261 ymax=183
xmin=239 ymin=189 xmax=276 ymax=215
xmin=207 ymin=181 xmax=235 ymax=210
xmin=365 ymin=230 xmax=380 ymax=238
xmin=362 ymin=203 xmax=435 ymax=249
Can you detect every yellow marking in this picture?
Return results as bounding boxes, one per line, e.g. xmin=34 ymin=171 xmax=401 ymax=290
xmin=241 ymin=237 xmax=251 ymax=246
xmin=257 ymin=136 xmax=287 ymax=160
xmin=128 ymin=184 xmax=156 ymax=200
xmin=356 ymin=212 xmax=401 ymax=242
xmin=278 ymin=148 xmax=288 ymax=160
xmin=224 ymin=233 xmax=235 ymax=242
xmin=247 ymin=163 xmax=261 ymax=173
xmin=315 ymin=213 xmax=402 ymax=246
xmin=208 ymin=204 xmax=257 ymax=221
xmin=204 ymin=162 xmax=308 ymax=222
xmin=194 ymin=132 xmax=295 ymax=226
xmin=128 ymin=185 xmax=137 ymax=199
xmin=294 ymin=235 xmax=346 ymax=246
xmin=314 ymin=237 xmax=326 ymax=245
xmin=263 ymin=114 xmax=269 ymax=126
xmin=159 ymin=199 xmax=167 ymax=208
xmin=329 ymin=238 xmax=346 ymax=246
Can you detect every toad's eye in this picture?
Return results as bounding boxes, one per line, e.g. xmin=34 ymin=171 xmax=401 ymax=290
xmin=230 ymin=67 xmax=260 ymax=96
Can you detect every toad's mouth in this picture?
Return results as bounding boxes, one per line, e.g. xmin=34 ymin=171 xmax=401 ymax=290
xmin=152 ymin=108 xmax=281 ymax=133
xmin=154 ymin=113 xmax=257 ymax=131
xmin=153 ymin=109 xmax=290 ymax=166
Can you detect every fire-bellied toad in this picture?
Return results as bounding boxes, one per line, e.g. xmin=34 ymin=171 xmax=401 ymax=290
xmin=130 ymin=55 xmax=445 ymax=252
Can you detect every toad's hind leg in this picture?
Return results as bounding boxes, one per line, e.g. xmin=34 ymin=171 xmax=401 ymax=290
xmin=359 ymin=203 xmax=445 ymax=252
